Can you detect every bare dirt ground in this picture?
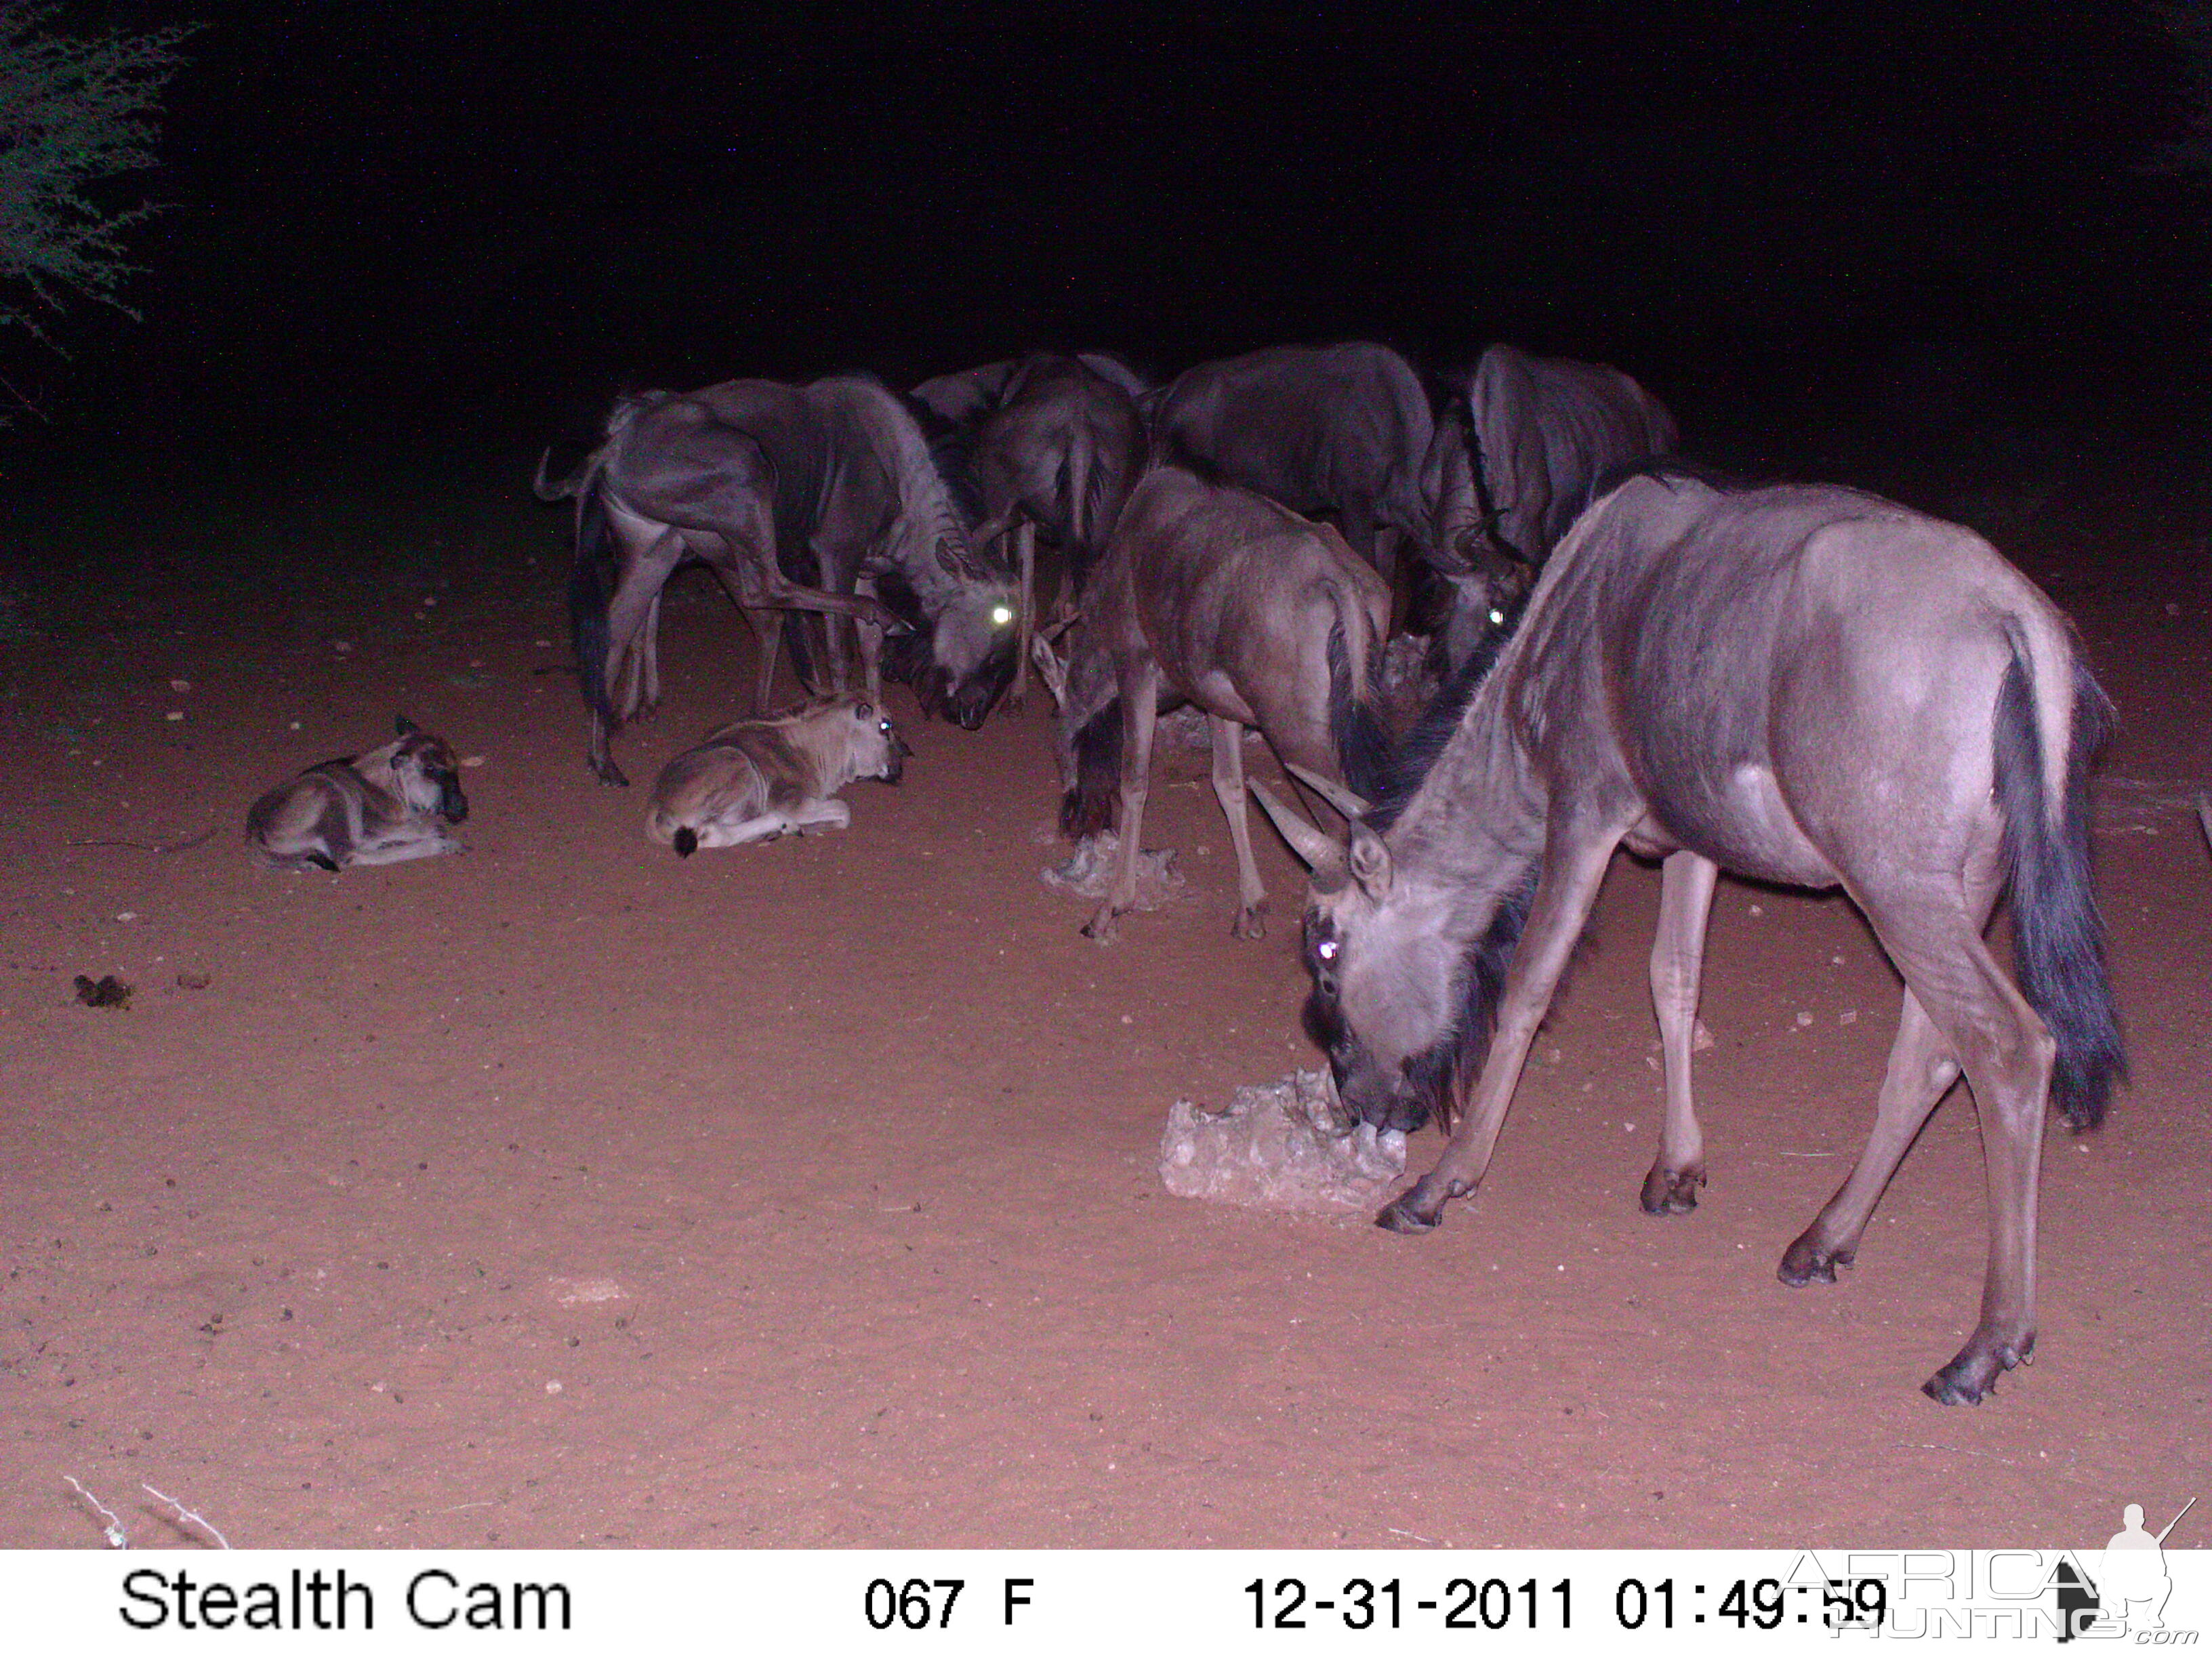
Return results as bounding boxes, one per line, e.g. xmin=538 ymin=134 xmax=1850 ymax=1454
xmin=1 ymin=471 xmax=2205 ymax=1551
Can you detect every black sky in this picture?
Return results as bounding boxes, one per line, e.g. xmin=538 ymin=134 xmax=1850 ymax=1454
xmin=18 ymin=2 xmax=2211 ymax=488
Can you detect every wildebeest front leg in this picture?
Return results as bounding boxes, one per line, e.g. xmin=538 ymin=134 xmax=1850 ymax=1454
xmin=346 ymin=826 xmax=464 ymax=866
xmin=1084 ymin=661 xmax=1160 ymax=943
xmin=1778 ymin=987 xmax=1958 ymax=1284
xmin=1641 ymin=850 xmax=1719 ymax=1214
xmin=1379 ymin=825 xmax=1624 ymax=1233
xmin=1207 ymin=715 xmax=1267 ymax=938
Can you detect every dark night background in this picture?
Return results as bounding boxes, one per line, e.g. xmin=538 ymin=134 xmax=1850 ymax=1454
xmin=10 ymin=2 xmax=2211 ymax=501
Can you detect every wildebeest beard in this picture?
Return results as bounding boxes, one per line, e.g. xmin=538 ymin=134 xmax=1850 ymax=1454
xmin=1304 ymin=865 xmax=1537 ymax=1133
xmin=876 ymin=569 xmax=1017 ymax=731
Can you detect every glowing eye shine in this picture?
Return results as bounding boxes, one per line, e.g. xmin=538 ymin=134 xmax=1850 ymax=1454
xmin=1488 ymin=607 xmax=1506 ymax=625
xmin=1316 ymin=939 xmax=1339 ymax=962
xmin=990 ymin=605 xmax=1014 ymax=627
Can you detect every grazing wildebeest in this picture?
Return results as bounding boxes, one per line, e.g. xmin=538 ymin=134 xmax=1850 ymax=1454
xmin=1423 ymin=344 xmax=1677 ymax=672
xmin=246 ymin=716 xmax=469 ymax=872
xmin=565 ymin=377 xmax=1017 ymax=785
xmin=1040 ymin=465 xmax=1393 ymax=942
xmin=1145 ymin=342 xmax=1435 ymax=583
xmin=1254 ymin=468 xmax=2123 ymax=1404
xmin=644 ymin=695 xmax=910 ymax=855
xmin=912 ymin=353 xmax=1149 ymax=702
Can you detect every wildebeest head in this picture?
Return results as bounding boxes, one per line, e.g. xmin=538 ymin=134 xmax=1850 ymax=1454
xmin=392 ymin=715 xmax=469 ymax=823
xmin=1436 ymin=556 xmax=1535 ymax=676
xmin=914 ymin=582 xmax=1020 ymax=731
xmin=847 ymin=699 xmax=913 ymax=785
xmin=1255 ymin=779 xmax=1527 ymax=1134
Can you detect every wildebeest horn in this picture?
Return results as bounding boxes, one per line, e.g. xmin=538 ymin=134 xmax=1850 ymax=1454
xmin=1285 ymin=763 xmax=1371 ymax=821
xmin=531 ymin=447 xmax=576 ymax=501
xmin=1250 ymin=779 xmax=1345 ymax=874
xmin=1028 ymin=634 xmax=1069 ymax=710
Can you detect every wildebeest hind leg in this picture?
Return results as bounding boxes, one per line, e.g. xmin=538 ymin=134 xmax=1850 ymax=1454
xmin=1380 ymin=823 xmax=1624 ymax=1233
xmin=1084 ymin=663 xmax=1160 ymax=942
xmin=637 ymin=591 xmax=663 ymax=719
xmin=1208 ymin=715 xmax=1267 ymax=938
xmin=1778 ymin=987 xmax=1957 ymax=1283
xmin=1641 ymin=851 xmax=1719 ymax=1214
xmin=1897 ymin=935 xmax=2053 ymax=1405
xmin=591 ymin=528 xmax=684 ymax=785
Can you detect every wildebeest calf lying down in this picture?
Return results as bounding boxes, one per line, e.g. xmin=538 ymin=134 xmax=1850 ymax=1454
xmin=246 ymin=716 xmax=469 ymax=871
xmin=645 ymin=696 xmax=910 ymax=856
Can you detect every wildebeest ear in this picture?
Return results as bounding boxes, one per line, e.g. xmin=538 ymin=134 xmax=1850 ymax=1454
xmin=1348 ymin=825 xmax=1393 ymax=899
xmin=855 ymin=701 xmax=872 ymax=720
xmin=395 ymin=714 xmax=419 ymax=737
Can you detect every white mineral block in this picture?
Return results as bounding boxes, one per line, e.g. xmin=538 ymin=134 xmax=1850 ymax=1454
xmin=1161 ymin=1069 xmax=1407 ymax=1216
xmin=1042 ymin=832 xmax=1184 ymax=909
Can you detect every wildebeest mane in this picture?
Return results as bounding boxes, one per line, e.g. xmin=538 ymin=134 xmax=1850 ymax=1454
xmin=900 ymin=389 xmax=990 ymax=532
xmin=1586 ymin=453 xmax=1765 ymax=504
xmin=1450 ymin=390 xmax=1517 ymax=562
xmin=1364 ymin=582 xmax=1530 ymax=834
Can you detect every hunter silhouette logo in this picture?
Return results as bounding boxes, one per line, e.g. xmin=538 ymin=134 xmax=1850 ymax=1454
xmin=2057 ymin=1497 xmax=2197 ymax=1641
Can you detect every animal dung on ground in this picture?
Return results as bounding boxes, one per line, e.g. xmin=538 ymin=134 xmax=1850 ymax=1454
xmin=1042 ymin=832 xmax=1183 ymax=908
xmin=73 ymin=975 xmax=133 ymax=1009
xmin=1161 ymin=1069 xmax=1407 ymax=1215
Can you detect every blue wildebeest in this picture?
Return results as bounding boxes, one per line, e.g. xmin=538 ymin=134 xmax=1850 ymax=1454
xmin=563 ymin=377 xmax=1018 ymax=785
xmin=1254 ymin=468 xmax=2123 ymax=1404
xmin=912 ymin=353 xmax=1149 ymax=703
xmin=1422 ymin=344 xmax=1677 ymax=673
xmin=1039 ymin=465 xmax=1393 ymax=942
xmin=1144 ymin=342 xmax=1435 ymax=584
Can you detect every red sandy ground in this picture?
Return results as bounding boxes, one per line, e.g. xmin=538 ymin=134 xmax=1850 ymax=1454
xmin=0 ymin=475 xmax=2205 ymax=1551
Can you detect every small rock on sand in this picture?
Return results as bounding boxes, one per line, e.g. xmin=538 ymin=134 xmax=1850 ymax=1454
xmin=1161 ymin=1069 xmax=1407 ymax=1216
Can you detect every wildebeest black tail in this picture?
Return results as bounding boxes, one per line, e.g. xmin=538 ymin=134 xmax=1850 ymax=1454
xmin=567 ymin=478 xmax=617 ymax=724
xmin=1061 ymin=698 xmax=1122 ymax=838
xmin=1326 ymin=619 xmax=1393 ymax=804
xmin=1993 ymin=638 xmax=2125 ymax=1130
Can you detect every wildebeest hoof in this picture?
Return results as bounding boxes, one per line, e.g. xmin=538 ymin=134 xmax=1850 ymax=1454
xmin=1922 ymin=1332 xmax=2031 ymax=1404
xmin=1081 ymin=910 xmax=1121 ymax=944
xmin=1776 ymin=1234 xmax=1853 ymax=1286
xmin=593 ymin=761 xmax=631 ymax=788
xmin=1231 ymin=904 xmax=1267 ymax=940
xmin=1375 ymin=1193 xmax=1442 ymax=1234
xmin=1639 ymin=1164 xmax=1705 ymax=1216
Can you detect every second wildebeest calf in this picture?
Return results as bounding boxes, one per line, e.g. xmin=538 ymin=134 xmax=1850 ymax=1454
xmin=1038 ymin=465 xmax=1392 ymax=941
xmin=645 ymin=696 xmax=910 ymax=855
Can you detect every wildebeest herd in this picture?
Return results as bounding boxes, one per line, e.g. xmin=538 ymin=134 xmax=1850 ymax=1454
xmin=249 ymin=338 xmax=2126 ymax=1408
